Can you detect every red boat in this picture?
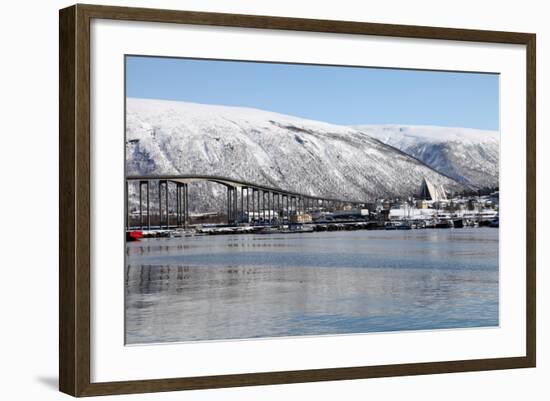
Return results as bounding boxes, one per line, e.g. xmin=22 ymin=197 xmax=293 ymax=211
xmin=126 ymin=230 xmax=143 ymax=241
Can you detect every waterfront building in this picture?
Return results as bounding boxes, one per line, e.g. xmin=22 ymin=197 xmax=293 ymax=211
xmin=290 ymin=213 xmax=313 ymax=223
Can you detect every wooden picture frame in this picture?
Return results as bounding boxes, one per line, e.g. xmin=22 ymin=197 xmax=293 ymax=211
xmin=59 ymin=3 xmax=536 ymax=397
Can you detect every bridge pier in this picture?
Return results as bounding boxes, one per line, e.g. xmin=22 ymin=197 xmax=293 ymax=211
xmin=261 ymin=191 xmax=265 ymax=224
xmin=286 ymin=195 xmax=290 ymax=224
xmin=251 ymin=188 xmax=255 ymax=224
xmin=165 ymin=181 xmax=169 ymax=228
xmin=234 ymin=187 xmax=238 ymax=224
xmin=245 ymin=187 xmax=249 ymax=223
xmin=274 ymin=192 xmax=281 ymax=224
xmin=185 ymin=184 xmax=188 ymax=228
xmin=226 ymin=186 xmax=239 ymax=225
xmin=258 ymin=189 xmax=264 ymax=220
xmin=266 ymin=191 xmax=269 ymax=223
xmin=240 ymin=186 xmax=244 ymax=223
xmin=176 ymin=183 xmax=180 ymax=227
xmin=146 ymin=181 xmax=150 ymax=229
xmin=268 ymin=191 xmax=271 ymax=223
xmin=158 ymin=180 xmax=168 ymax=229
xmin=139 ymin=181 xmax=142 ymax=229
xmin=176 ymin=183 xmax=184 ymax=228
xmin=139 ymin=180 xmax=150 ymax=230
xmin=125 ymin=181 xmax=129 ymax=230
xmin=227 ymin=186 xmax=232 ymax=225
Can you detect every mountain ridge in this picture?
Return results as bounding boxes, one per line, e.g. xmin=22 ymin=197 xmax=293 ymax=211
xmin=353 ymin=124 xmax=499 ymax=188
xmin=125 ymin=98 xmax=485 ymax=212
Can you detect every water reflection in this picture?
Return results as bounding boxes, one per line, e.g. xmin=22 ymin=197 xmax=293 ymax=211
xmin=125 ymin=228 xmax=498 ymax=344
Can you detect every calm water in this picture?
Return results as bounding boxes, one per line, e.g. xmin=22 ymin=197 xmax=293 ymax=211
xmin=125 ymin=228 xmax=499 ymax=344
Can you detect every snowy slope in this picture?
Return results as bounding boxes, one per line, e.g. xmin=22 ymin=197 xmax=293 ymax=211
xmin=126 ymin=98 xmax=464 ymax=212
xmin=354 ymin=125 xmax=499 ymax=188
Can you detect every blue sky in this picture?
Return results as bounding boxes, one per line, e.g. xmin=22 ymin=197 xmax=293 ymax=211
xmin=126 ymin=56 xmax=499 ymax=130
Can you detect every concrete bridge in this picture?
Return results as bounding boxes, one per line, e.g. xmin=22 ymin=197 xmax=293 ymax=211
xmin=126 ymin=174 xmax=369 ymax=230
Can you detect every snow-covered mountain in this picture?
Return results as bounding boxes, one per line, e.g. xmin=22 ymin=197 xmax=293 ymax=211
xmin=354 ymin=125 xmax=499 ymax=189
xmin=126 ymin=98 xmax=465 ymax=212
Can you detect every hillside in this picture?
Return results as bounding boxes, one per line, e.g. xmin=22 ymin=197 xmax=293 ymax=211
xmin=126 ymin=98 xmax=466 ymax=212
xmin=354 ymin=125 xmax=499 ymax=188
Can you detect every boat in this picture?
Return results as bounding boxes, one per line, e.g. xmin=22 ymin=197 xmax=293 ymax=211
xmin=280 ymin=224 xmax=315 ymax=234
xmin=464 ymin=219 xmax=478 ymax=227
xmin=385 ymin=221 xmax=412 ymax=230
xmin=452 ymin=218 xmax=464 ymax=228
xmin=489 ymin=216 xmax=499 ymax=228
xmin=424 ymin=219 xmax=437 ymax=229
xmin=257 ymin=226 xmax=281 ymax=234
xmin=126 ymin=230 xmax=143 ymax=241
xmin=435 ymin=220 xmax=453 ymax=228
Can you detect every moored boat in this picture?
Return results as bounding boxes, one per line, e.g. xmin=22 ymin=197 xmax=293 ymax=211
xmin=126 ymin=230 xmax=143 ymax=241
xmin=435 ymin=220 xmax=453 ymax=229
xmin=452 ymin=218 xmax=464 ymax=228
xmin=385 ymin=221 xmax=412 ymax=230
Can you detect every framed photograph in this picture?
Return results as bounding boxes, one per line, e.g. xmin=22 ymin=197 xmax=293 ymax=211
xmin=59 ymin=4 xmax=536 ymax=397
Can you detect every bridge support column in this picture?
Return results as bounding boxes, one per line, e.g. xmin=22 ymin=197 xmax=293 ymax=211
xmin=234 ymin=187 xmax=238 ymax=225
xmin=277 ymin=194 xmax=283 ymax=221
xmin=273 ymin=192 xmax=276 ymax=223
xmin=272 ymin=192 xmax=276 ymax=223
xmin=184 ymin=184 xmax=188 ymax=228
xmin=125 ymin=181 xmax=129 ymax=230
xmin=227 ymin=186 xmax=231 ymax=225
xmin=146 ymin=181 xmax=150 ymax=230
xmin=271 ymin=192 xmax=277 ymax=221
xmin=262 ymin=190 xmax=265 ymax=224
xmin=158 ymin=180 xmax=165 ymax=229
xmin=181 ymin=183 xmax=185 ymax=228
xmin=251 ymin=189 xmax=255 ymax=225
xmin=165 ymin=181 xmax=169 ymax=228
xmin=176 ymin=183 xmax=179 ymax=227
xmin=256 ymin=190 xmax=260 ymax=224
xmin=245 ymin=187 xmax=249 ymax=223
xmin=287 ymin=196 xmax=293 ymax=217
xmin=240 ymin=187 xmax=244 ymax=223
xmin=258 ymin=190 xmax=265 ymax=219
xmin=139 ymin=180 xmax=149 ymax=230
xmin=267 ymin=191 xmax=271 ymax=224
xmin=176 ymin=183 xmax=181 ymax=228
xmin=139 ymin=181 xmax=143 ymax=229
xmin=283 ymin=195 xmax=287 ymax=224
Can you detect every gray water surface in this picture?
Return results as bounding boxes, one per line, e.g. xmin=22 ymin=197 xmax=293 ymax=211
xmin=125 ymin=228 xmax=498 ymax=344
